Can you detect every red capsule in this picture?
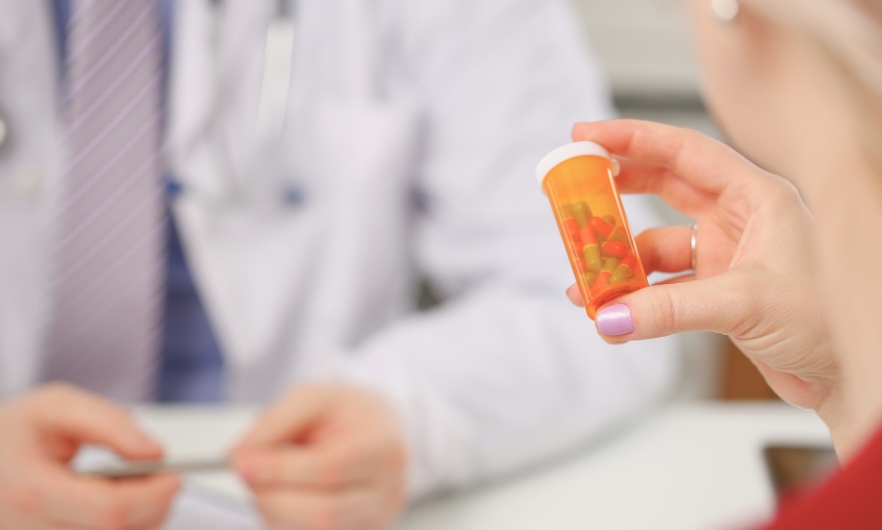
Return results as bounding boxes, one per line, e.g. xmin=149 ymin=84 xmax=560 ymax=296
xmin=620 ymin=253 xmax=639 ymax=270
xmin=580 ymin=226 xmax=598 ymax=246
xmin=589 ymin=217 xmax=615 ymax=240
xmin=563 ymin=217 xmax=580 ymax=246
xmin=602 ymin=241 xmax=629 ymax=259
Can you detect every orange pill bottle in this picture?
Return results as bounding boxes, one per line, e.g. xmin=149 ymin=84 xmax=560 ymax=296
xmin=536 ymin=142 xmax=649 ymax=319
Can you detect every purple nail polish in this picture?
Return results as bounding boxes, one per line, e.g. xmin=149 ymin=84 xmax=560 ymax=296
xmin=596 ymin=304 xmax=635 ymax=336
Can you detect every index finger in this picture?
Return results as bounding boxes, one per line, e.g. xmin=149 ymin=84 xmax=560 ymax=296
xmin=235 ymin=387 xmax=332 ymax=449
xmin=33 ymin=384 xmax=163 ymax=460
xmin=571 ymin=119 xmax=755 ymax=195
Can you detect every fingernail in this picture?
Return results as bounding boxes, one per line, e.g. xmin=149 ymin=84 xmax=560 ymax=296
xmin=596 ymin=304 xmax=635 ymax=336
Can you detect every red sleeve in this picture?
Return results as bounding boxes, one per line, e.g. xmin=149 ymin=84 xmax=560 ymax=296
xmin=760 ymin=422 xmax=882 ymax=529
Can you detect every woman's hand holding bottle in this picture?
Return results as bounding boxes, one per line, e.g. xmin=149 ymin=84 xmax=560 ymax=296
xmin=567 ymin=120 xmax=849 ymax=445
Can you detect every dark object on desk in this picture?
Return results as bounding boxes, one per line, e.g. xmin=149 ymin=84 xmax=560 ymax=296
xmin=764 ymin=445 xmax=839 ymax=499
xmin=721 ymin=338 xmax=779 ymax=400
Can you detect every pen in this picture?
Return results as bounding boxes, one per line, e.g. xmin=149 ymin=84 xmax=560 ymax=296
xmin=81 ymin=457 xmax=230 ymax=479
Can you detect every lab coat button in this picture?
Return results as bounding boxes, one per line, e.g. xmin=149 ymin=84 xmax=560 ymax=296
xmin=13 ymin=168 xmax=43 ymax=200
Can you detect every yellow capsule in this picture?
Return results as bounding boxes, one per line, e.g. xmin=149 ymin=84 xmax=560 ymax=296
xmin=560 ymin=204 xmax=576 ymax=219
xmin=574 ymin=202 xmax=593 ymax=227
xmin=610 ymin=254 xmax=638 ymax=285
xmin=581 ymin=271 xmax=598 ymax=287
xmin=602 ymin=257 xmax=620 ymax=273
xmin=602 ymin=214 xmax=616 ymax=225
xmin=609 ymin=264 xmax=633 ymax=285
xmin=583 ymin=244 xmax=603 ymax=273
xmin=609 ymin=227 xmax=629 ymax=243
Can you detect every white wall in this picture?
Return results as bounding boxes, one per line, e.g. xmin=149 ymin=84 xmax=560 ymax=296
xmin=572 ymin=0 xmax=700 ymax=99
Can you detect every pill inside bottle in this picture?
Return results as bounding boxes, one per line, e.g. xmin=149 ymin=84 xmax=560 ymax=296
xmin=536 ymin=142 xmax=649 ymax=320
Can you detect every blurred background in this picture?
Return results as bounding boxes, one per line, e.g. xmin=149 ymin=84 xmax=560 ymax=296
xmin=570 ymin=0 xmax=776 ymax=402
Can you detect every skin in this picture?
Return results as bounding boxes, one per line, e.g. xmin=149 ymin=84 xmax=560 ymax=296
xmin=692 ymin=0 xmax=882 ymax=458
xmin=0 ymin=382 xmax=406 ymax=530
xmin=690 ymin=0 xmax=882 ymax=457
xmin=0 ymin=384 xmax=180 ymax=530
xmin=231 ymin=384 xmax=407 ymax=530
xmin=567 ymin=120 xmax=843 ymax=433
xmin=570 ymin=0 xmax=882 ymax=459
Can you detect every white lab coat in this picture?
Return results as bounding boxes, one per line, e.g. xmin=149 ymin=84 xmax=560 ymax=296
xmin=0 ymin=0 xmax=678 ymax=498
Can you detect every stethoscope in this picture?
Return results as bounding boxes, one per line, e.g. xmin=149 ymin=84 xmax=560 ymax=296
xmin=0 ymin=105 xmax=8 ymax=155
xmin=173 ymin=0 xmax=303 ymax=209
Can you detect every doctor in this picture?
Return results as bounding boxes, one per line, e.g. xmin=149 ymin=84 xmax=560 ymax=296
xmin=0 ymin=0 xmax=677 ymax=528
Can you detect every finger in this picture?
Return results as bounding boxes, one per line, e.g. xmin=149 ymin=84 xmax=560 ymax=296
xmin=652 ymin=273 xmax=697 ymax=286
xmin=634 ymin=226 xmax=694 ymax=274
xmin=572 ymin=120 xmax=757 ymax=196
xmin=236 ymin=439 xmax=386 ymax=490
xmin=566 ymin=284 xmax=583 ymax=307
xmin=235 ymin=388 xmax=331 ymax=449
xmin=594 ymin=272 xmax=757 ymax=341
xmin=613 ymin=158 xmax=712 ymax=219
xmin=36 ymin=463 xmax=180 ymax=529
xmin=255 ymin=485 xmax=391 ymax=530
xmin=34 ymin=384 xmax=163 ymax=460
xmin=43 ymin=471 xmax=180 ymax=529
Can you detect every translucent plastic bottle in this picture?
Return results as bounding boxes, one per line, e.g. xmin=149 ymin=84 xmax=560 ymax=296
xmin=536 ymin=142 xmax=649 ymax=319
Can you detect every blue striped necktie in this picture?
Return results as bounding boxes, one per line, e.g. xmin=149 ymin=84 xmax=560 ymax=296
xmin=44 ymin=0 xmax=164 ymax=402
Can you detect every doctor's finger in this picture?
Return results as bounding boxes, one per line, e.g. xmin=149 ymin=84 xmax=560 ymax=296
xmin=572 ymin=120 xmax=759 ymax=196
xmin=31 ymin=384 xmax=163 ymax=459
xmin=256 ymin=485 xmax=396 ymax=530
xmin=238 ymin=441 xmax=387 ymax=489
xmin=236 ymin=387 xmax=333 ymax=448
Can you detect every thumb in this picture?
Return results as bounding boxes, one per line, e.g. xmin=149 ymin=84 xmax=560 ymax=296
xmin=594 ymin=273 xmax=755 ymax=341
xmin=35 ymin=384 xmax=163 ymax=460
xmin=234 ymin=386 xmax=333 ymax=450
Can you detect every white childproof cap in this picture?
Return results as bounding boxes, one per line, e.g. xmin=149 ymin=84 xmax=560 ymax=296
xmin=535 ymin=141 xmax=621 ymax=187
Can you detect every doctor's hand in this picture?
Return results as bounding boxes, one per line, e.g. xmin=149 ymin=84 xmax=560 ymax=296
xmin=0 ymin=383 xmax=180 ymax=530
xmin=232 ymin=384 xmax=407 ymax=530
xmin=565 ymin=120 xmax=844 ymax=430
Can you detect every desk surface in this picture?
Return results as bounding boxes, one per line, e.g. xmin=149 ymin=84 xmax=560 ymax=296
xmin=137 ymin=402 xmax=829 ymax=530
